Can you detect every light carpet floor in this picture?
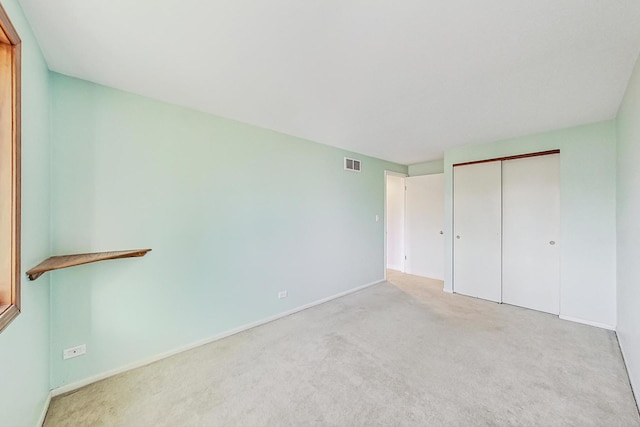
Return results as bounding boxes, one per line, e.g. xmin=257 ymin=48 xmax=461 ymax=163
xmin=44 ymin=271 xmax=640 ymax=426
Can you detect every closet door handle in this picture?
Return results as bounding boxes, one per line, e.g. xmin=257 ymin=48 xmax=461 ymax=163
xmin=549 ymin=241 xmax=556 ymax=245
xmin=439 ymin=231 xmax=444 ymax=235
xmin=456 ymin=235 xmax=460 ymax=239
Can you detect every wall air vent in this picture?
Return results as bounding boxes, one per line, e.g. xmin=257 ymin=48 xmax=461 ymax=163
xmin=344 ymin=157 xmax=361 ymax=172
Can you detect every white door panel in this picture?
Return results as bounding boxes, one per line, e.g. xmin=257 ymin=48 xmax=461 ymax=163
xmin=453 ymin=162 xmax=502 ymax=302
xmin=405 ymin=174 xmax=445 ymax=280
xmin=502 ymin=154 xmax=560 ymax=314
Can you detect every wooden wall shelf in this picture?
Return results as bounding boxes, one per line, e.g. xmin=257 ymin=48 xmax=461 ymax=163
xmin=26 ymin=249 xmax=152 ymax=281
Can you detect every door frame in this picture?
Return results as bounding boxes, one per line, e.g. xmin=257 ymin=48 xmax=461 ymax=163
xmin=384 ymin=170 xmax=408 ymax=280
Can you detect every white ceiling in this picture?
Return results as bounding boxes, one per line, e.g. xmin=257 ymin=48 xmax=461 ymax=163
xmin=18 ymin=0 xmax=640 ymax=164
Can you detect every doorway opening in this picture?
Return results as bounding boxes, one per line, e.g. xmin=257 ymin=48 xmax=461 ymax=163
xmin=384 ymin=171 xmax=445 ymax=282
xmin=385 ymin=172 xmax=406 ymax=275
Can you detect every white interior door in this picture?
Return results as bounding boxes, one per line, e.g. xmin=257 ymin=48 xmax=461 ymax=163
xmin=386 ymin=174 xmax=405 ymax=271
xmin=405 ymin=174 xmax=445 ymax=280
xmin=453 ymin=161 xmax=502 ymax=302
xmin=502 ymin=154 xmax=560 ymax=314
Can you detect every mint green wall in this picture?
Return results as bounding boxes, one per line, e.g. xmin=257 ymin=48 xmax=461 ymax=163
xmin=408 ymin=159 xmax=444 ymax=176
xmin=0 ymin=1 xmax=52 ymax=425
xmin=444 ymin=121 xmax=617 ymax=327
xmin=49 ymin=73 xmax=406 ymax=388
xmin=616 ymin=53 xmax=640 ymax=395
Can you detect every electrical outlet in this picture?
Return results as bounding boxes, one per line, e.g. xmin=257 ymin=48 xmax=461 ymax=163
xmin=63 ymin=344 xmax=86 ymax=360
xmin=278 ymin=290 xmax=288 ymax=299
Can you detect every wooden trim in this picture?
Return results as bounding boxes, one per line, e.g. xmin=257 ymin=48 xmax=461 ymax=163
xmin=0 ymin=4 xmax=20 ymax=333
xmin=0 ymin=43 xmax=12 ymax=308
xmin=12 ymin=41 xmax=20 ymax=312
xmin=453 ymin=149 xmax=560 ymax=167
xmin=0 ymin=3 xmax=21 ymax=45
xmin=0 ymin=304 xmax=19 ymax=332
xmin=0 ymin=25 xmax=8 ymax=44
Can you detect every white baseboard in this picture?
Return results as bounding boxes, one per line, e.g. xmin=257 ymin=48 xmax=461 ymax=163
xmin=37 ymin=392 xmax=51 ymax=427
xmin=51 ymin=278 xmax=385 ymax=397
xmin=443 ymin=288 xmax=453 ymax=294
xmin=559 ymin=315 xmax=616 ymax=331
xmin=617 ymin=334 xmax=639 ymax=412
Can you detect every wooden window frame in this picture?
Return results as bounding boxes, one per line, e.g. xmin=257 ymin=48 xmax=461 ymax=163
xmin=0 ymin=2 xmax=21 ymax=333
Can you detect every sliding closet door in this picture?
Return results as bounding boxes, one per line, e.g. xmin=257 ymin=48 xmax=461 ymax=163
xmin=502 ymin=154 xmax=560 ymax=314
xmin=405 ymin=174 xmax=445 ymax=280
xmin=453 ymin=161 xmax=502 ymax=302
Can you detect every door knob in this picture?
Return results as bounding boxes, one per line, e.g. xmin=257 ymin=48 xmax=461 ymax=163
xmin=456 ymin=235 xmax=460 ymax=239
xmin=549 ymin=241 xmax=556 ymax=245
xmin=439 ymin=231 xmax=444 ymax=235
